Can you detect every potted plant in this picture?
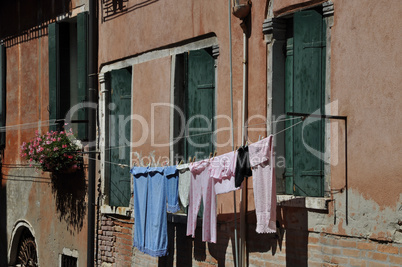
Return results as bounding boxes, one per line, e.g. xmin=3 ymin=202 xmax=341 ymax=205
xmin=20 ymin=128 xmax=83 ymax=173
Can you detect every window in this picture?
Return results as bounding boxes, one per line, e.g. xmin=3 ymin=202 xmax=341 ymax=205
xmin=0 ymin=44 xmax=5 ymax=148
xmin=173 ymin=48 xmax=215 ymax=161
xmin=267 ymin=8 xmax=328 ymax=197
xmin=48 ymin=12 xmax=88 ymax=140
xmin=61 ymin=254 xmax=77 ymax=267
xmin=106 ymin=67 xmax=132 ymax=207
xmin=283 ymin=9 xmax=326 ymax=197
xmin=59 ymin=248 xmax=78 ymax=267
xmin=173 ymin=48 xmax=215 ymax=216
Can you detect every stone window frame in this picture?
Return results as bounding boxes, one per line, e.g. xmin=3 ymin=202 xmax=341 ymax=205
xmin=263 ymin=1 xmax=334 ymax=208
xmin=98 ymin=36 xmax=219 ymax=217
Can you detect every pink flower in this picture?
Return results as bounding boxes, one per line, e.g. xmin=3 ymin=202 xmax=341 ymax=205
xmin=68 ymin=155 xmax=73 ymax=159
xmin=57 ymin=138 xmax=61 ymax=141
xmin=62 ymin=144 xmax=67 ymax=148
xmin=53 ymin=147 xmax=59 ymax=151
xmin=46 ymin=141 xmax=52 ymax=145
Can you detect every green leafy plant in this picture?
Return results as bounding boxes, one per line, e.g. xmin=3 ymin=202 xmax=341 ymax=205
xmin=20 ymin=128 xmax=82 ymax=173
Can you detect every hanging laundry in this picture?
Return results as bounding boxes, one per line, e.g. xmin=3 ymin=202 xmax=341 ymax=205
xmin=131 ymin=167 xmax=149 ymax=254
xmin=248 ymin=135 xmax=277 ymax=234
xmin=130 ymin=166 xmax=180 ymax=257
xmin=177 ymin=163 xmax=191 ymax=208
xmin=186 ymin=159 xmax=217 ymax=243
xmin=165 ymin=165 xmax=180 ymax=213
xmin=235 ymin=146 xmax=252 ymax=188
xmin=210 ymin=151 xmax=240 ymax=194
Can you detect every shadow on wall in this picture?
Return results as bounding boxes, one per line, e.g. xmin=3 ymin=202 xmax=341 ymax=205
xmin=245 ymin=202 xmax=312 ymax=267
xmin=101 ymin=0 xmax=160 ymax=22
xmin=0 ymin=162 xmax=7 ymax=267
xmin=51 ymin=169 xmax=87 ymax=234
xmin=159 ymin=218 xmax=235 ymax=267
xmin=280 ymin=206 xmax=308 ymax=267
xmin=0 ymin=0 xmax=72 ymax=41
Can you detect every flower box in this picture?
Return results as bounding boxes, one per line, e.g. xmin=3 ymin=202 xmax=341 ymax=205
xmin=20 ymin=129 xmax=83 ymax=173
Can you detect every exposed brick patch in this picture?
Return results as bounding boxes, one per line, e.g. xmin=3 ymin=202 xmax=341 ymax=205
xmin=97 ymin=215 xmax=134 ymax=265
xmin=95 ymin=214 xmax=402 ymax=266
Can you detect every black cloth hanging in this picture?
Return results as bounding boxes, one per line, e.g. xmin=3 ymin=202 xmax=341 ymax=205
xmin=235 ymin=146 xmax=252 ymax=187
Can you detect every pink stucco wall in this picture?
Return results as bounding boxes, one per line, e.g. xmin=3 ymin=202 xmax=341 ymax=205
xmin=99 ymin=0 xmax=269 ymax=216
xmin=330 ymin=0 xmax=402 ymax=208
xmin=98 ymin=0 xmax=402 ymax=243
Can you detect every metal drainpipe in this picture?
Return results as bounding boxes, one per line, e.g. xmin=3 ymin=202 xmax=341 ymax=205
xmin=239 ymin=21 xmax=249 ymax=267
xmin=232 ymin=1 xmax=251 ymax=266
xmin=87 ymin=0 xmax=98 ymax=265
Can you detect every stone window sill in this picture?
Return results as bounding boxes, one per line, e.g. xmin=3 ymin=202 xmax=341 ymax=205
xmin=100 ymin=205 xmax=132 ymax=217
xmin=277 ymin=195 xmax=330 ymax=210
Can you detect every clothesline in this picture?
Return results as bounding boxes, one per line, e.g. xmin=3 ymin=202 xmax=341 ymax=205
xmin=91 ymin=116 xmax=303 ymax=154
xmin=0 ymin=119 xmax=58 ymax=132
xmin=79 ymin=118 xmax=304 ymax=169
xmin=0 ymin=116 xmax=301 ymax=133
xmin=172 ymin=116 xmax=302 ymax=141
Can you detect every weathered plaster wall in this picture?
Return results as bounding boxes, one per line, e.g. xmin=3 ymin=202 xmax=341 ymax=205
xmin=131 ymin=57 xmax=171 ymax=161
xmin=99 ymin=0 xmax=268 ymax=217
xmin=1 ymin=1 xmax=91 ymax=264
xmin=273 ymin=0 xmax=326 ymax=16
xmin=271 ymin=0 xmax=402 ymax=243
xmin=328 ymin=0 xmax=401 ymax=241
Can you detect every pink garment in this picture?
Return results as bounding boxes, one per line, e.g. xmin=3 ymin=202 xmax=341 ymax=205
xmin=186 ymin=160 xmax=217 ymax=243
xmin=209 ymin=151 xmax=240 ymax=194
xmin=249 ymin=135 xmax=277 ymax=233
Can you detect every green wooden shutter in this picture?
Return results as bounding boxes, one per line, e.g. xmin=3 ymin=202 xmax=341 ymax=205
xmin=292 ymin=9 xmax=325 ymax=197
xmin=77 ymin=12 xmax=88 ymax=140
xmin=284 ymin=36 xmax=294 ymax=194
xmin=109 ymin=68 xmax=132 ymax=207
xmin=48 ymin=22 xmax=59 ymax=132
xmin=0 ymin=45 xmax=5 ymax=148
xmin=185 ymin=49 xmax=215 ymax=160
xmin=58 ymin=22 xmax=71 ymax=123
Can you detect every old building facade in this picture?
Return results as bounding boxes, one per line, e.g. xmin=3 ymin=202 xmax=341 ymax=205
xmin=95 ymin=0 xmax=402 ymax=266
xmin=0 ymin=0 xmax=401 ymax=266
xmin=0 ymin=0 xmax=93 ymax=266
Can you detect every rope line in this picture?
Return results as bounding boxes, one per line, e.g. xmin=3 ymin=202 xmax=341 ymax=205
xmin=79 ymin=118 xmax=303 ymax=169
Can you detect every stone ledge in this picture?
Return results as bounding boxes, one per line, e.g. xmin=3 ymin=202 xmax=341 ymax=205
xmin=100 ymin=205 xmax=132 ymax=217
xmin=277 ymin=195 xmax=330 ymax=210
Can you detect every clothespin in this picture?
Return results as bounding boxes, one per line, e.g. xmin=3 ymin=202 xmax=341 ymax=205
xmin=178 ymin=159 xmax=183 ymax=166
xmin=246 ymin=138 xmax=252 ymax=146
xmin=213 ymin=150 xmax=217 ymax=159
xmin=209 ymin=152 xmax=213 ymax=159
xmin=188 ymin=156 xmax=192 ymax=163
xmin=118 ymin=163 xmax=126 ymax=169
xmin=192 ymin=157 xmax=196 ymax=163
xmin=258 ymin=135 xmax=261 ymax=141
